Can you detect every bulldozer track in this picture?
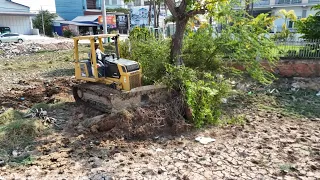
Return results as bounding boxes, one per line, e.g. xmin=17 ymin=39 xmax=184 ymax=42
xmin=73 ymin=83 xmax=120 ymax=113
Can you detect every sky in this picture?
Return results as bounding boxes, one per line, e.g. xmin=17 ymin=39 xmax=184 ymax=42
xmin=13 ymin=0 xmax=56 ymax=13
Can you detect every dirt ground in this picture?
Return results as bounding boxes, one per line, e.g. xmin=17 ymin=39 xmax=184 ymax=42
xmin=0 ymin=48 xmax=319 ymax=180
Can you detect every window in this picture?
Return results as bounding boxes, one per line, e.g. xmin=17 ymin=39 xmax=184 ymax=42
xmin=96 ymin=0 xmax=101 ymax=9
xmin=134 ymin=0 xmax=141 ymax=6
xmin=106 ymin=0 xmax=110 ymax=5
xmin=112 ymin=0 xmax=117 ymax=5
xmin=302 ymin=10 xmax=307 ymax=18
xmin=3 ymin=34 xmax=12 ymax=37
xmin=288 ymin=21 xmax=294 ymax=28
xmin=0 ymin=27 xmax=10 ymax=34
xmin=144 ymin=0 xmax=150 ymax=5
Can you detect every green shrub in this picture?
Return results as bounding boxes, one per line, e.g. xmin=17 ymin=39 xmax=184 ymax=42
xmin=0 ymin=119 xmax=45 ymax=151
xmin=129 ymin=27 xmax=152 ymax=40
xmin=119 ymin=40 xmax=131 ymax=59
xmin=162 ymin=65 xmax=231 ymax=128
xmin=183 ymin=27 xmax=222 ymax=72
xmin=182 ymin=12 xmax=279 ymax=85
xmin=0 ymin=108 xmax=23 ymax=125
xmin=103 ymin=43 xmax=116 ymax=54
xmin=63 ymin=29 xmax=73 ymax=38
xmin=119 ymin=38 xmax=170 ymax=85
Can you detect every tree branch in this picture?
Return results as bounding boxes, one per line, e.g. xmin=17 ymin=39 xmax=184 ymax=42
xmin=186 ymin=9 xmax=206 ymax=18
xmin=178 ymin=0 xmax=187 ymax=14
xmin=164 ymin=0 xmax=178 ymax=18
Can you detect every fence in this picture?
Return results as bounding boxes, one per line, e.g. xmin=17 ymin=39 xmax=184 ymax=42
xmin=275 ymin=39 xmax=320 ymax=59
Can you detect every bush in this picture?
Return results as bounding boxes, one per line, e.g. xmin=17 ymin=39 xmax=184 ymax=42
xmin=296 ymin=16 xmax=320 ymax=40
xmin=63 ymin=29 xmax=74 ymax=38
xmin=183 ymin=27 xmax=222 ymax=72
xmin=0 ymin=119 xmax=45 ymax=151
xmin=286 ymin=50 xmax=297 ymax=57
xmin=103 ymin=43 xmax=116 ymax=54
xmin=0 ymin=108 xmax=23 ymax=125
xmin=129 ymin=27 xmax=152 ymax=40
xmin=182 ymin=13 xmax=278 ymax=85
xmin=0 ymin=109 xmax=46 ymax=152
xmin=119 ymin=35 xmax=170 ymax=85
xmin=162 ymin=65 xmax=231 ymax=128
xmin=119 ymin=40 xmax=131 ymax=59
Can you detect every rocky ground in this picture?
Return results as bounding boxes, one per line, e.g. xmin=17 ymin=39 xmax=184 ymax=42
xmin=0 ymin=48 xmax=319 ymax=180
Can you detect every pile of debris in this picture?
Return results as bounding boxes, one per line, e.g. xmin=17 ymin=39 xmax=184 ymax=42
xmin=73 ymin=95 xmax=192 ymax=139
xmin=0 ymin=42 xmax=73 ymax=58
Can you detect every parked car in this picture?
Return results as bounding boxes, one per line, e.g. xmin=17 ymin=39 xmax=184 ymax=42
xmin=0 ymin=27 xmax=11 ymax=34
xmin=0 ymin=33 xmax=25 ymax=43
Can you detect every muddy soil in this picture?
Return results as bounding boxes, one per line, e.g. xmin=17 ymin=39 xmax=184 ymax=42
xmin=1 ymin=103 xmax=319 ymax=180
xmin=0 ymin=51 xmax=319 ymax=179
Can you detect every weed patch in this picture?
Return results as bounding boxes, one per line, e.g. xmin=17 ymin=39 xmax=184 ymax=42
xmin=0 ymin=119 xmax=45 ymax=151
xmin=0 ymin=108 xmax=23 ymax=125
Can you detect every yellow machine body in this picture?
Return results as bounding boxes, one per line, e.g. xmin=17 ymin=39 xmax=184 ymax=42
xmin=73 ymin=34 xmax=142 ymax=91
xmin=71 ymin=34 xmax=169 ymax=113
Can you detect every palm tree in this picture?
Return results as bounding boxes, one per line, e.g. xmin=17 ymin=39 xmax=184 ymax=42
xmin=278 ymin=9 xmax=297 ymax=29
xmin=277 ymin=9 xmax=297 ymax=39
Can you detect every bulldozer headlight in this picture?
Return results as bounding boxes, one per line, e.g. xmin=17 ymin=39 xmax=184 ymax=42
xmin=126 ymin=64 xmax=140 ymax=72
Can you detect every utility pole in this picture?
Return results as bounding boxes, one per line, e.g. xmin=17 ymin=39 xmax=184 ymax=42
xmin=101 ymin=0 xmax=108 ymax=43
xmin=41 ymin=6 xmax=45 ymax=36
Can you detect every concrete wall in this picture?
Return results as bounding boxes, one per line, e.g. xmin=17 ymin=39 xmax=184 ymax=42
xmin=55 ymin=0 xmax=85 ymax=20
xmin=0 ymin=0 xmax=29 ymax=12
xmin=0 ymin=15 xmax=32 ymax=34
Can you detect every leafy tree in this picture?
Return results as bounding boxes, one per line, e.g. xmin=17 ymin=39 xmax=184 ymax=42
xmin=184 ymin=6 xmax=278 ymax=84
xmin=32 ymin=10 xmax=57 ymax=36
xmin=120 ymin=4 xmax=280 ymax=127
xmin=313 ymin=4 xmax=320 ymax=16
xmin=164 ymin=0 xmax=227 ymax=65
xmin=296 ymin=5 xmax=320 ymax=39
xmin=106 ymin=8 xmax=130 ymax=14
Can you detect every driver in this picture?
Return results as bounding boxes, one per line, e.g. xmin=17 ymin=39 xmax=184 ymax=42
xmin=94 ymin=43 xmax=105 ymax=61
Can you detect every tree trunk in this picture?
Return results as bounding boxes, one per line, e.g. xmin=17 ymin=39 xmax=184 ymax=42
xmin=157 ymin=1 xmax=160 ymax=28
xmin=153 ymin=1 xmax=157 ymax=27
xmin=148 ymin=1 xmax=152 ymax=26
xmin=164 ymin=3 xmax=167 ymax=17
xmin=153 ymin=0 xmax=158 ymax=38
xmin=170 ymin=18 xmax=188 ymax=65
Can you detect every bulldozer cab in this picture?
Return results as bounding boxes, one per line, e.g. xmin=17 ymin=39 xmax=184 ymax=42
xmin=73 ymin=34 xmax=142 ymax=91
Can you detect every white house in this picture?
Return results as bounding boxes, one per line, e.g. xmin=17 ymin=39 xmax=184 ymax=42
xmin=0 ymin=0 xmax=35 ymax=34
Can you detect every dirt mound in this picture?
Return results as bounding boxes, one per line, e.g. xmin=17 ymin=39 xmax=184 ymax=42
xmin=74 ymin=95 xmax=192 ymax=139
xmin=0 ymin=78 xmax=76 ymax=109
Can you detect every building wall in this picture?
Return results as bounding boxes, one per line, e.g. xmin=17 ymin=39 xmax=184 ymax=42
xmin=105 ymin=0 xmax=127 ymax=9
xmin=55 ymin=0 xmax=85 ymax=20
xmin=0 ymin=0 xmax=29 ymax=12
xmin=0 ymin=15 xmax=32 ymax=34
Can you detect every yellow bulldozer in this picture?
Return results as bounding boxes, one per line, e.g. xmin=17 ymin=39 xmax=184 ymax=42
xmin=72 ymin=34 xmax=168 ymax=113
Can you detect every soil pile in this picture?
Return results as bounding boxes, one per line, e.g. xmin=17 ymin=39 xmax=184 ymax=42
xmin=0 ymin=78 xmax=76 ymax=109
